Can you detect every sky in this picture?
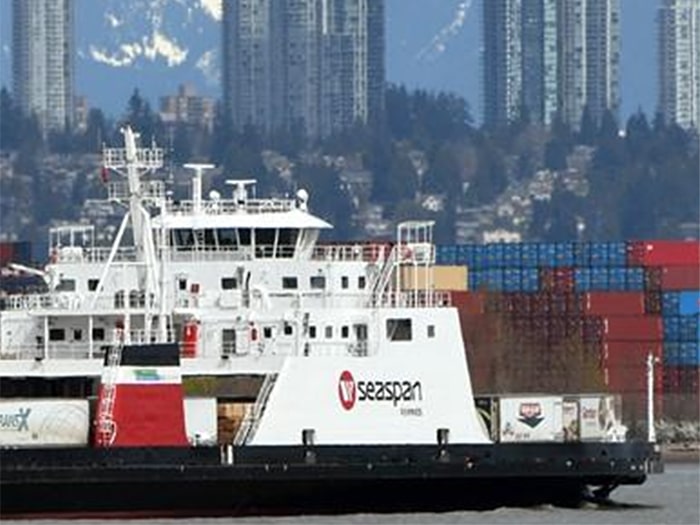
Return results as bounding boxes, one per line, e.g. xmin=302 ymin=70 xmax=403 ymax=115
xmin=0 ymin=0 xmax=659 ymax=124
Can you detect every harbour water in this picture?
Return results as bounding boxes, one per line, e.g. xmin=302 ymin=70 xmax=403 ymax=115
xmin=6 ymin=463 xmax=698 ymax=525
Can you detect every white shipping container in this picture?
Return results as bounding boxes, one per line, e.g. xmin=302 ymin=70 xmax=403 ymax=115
xmin=0 ymin=399 xmax=89 ymax=447
xmin=498 ymin=396 xmax=564 ymax=443
xmin=578 ymin=395 xmax=626 ymax=442
xmin=184 ymin=397 xmax=217 ymax=445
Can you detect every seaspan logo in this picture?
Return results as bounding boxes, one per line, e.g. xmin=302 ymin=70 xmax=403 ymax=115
xmin=338 ymin=370 xmax=357 ymax=410
xmin=338 ymin=370 xmax=423 ymax=411
xmin=518 ymin=402 xmax=544 ymax=428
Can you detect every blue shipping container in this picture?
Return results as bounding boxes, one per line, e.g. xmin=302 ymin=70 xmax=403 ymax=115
xmin=663 ymin=316 xmax=681 ymax=341
xmin=624 ymin=268 xmax=645 ymax=291
xmin=590 ymin=243 xmax=610 ymax=267
xmin=521 ymin=244 xmax=539 ymax=268
xmin=537 ymin=243 xmax=557 ymax=267
xmin=662 ymin=292 xmax=681 ymax=316
xmin=680 ymin=291 xmax=700 ymax=316
xmin=608 ymin=242 xmax=627 ymax=267
xmin=574 ymin=268 xmax=592 ymax=292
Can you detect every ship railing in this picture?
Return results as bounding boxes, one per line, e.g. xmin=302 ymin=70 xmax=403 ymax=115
xmin=5 ymin=291 xmax=152 ymax=312
xmin=103 ymin=146 xmax=164 ymax=168
xmin=312 ymin=243 xmax=393 ymax=263
xmin=0 ymin=343 xmax=98 ymax=361
xmin=166 ymin=198 xmax=296 ymax=215
xmin=370 ymin=290 xmax=452 ymax=309
xmin=106 ymin=180 xmax=166 ymax=201
xmin=52 ymin=246 xmax=138 ymax=264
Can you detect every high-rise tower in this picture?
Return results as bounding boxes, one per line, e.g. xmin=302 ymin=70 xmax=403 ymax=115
xmin=222 ymin=0 xmax=384 ymax=139
xmin=659 ymin=0 xmax=700 ymax=130
xmin=12 ymin=0 xmax=74 ymax=133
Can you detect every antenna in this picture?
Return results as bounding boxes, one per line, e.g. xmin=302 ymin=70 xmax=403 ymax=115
xmin=184 ymin=163 xmax=215 ymax=213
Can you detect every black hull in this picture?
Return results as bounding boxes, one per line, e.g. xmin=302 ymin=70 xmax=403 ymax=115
xmin=1 ymin=442 xmax=662 ymax=518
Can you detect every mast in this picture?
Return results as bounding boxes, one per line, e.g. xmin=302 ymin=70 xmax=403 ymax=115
xmin=102 ymin=127 xmax=164 ymax=341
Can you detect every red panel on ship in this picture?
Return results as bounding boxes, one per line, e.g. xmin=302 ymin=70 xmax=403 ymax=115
xmin=660 ymin=266 xmax=700 ymax=290
xmin=603 ymin=316 xmax=663 ymax=341
xmin=627 ymin=240 xmax=700 ymax=267
xmin=101 ymin=384 xmax=188 ymax=447
xmin=583 ymin=292 xmax=645 ymax=316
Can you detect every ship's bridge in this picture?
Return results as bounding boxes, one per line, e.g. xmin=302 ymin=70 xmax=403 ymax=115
xmin=152 ymin=179 xmax=332 ymax=261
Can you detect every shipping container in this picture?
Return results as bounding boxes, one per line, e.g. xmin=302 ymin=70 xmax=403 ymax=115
xmin=497 ymin=395 xmax=564 ymax=443
xmin=603 ymin=341 xmax=663 ymax=367
xmin=537 ymin=243 xmax=557 ymax=267
xmin=574 ymin=242 xmax=592 ymax=266
xmin=400 ymin=265 xmax=468 ymax=291
xmin=630 ymin=240 xmax=700 ymax=267
xmin=554 ymin=242 xmax=575 ymax=267
xmin=680 ymin=290 xmax=700 ymax=315
xmin=604 ymin=316 xmax=663 ymax=341
xmin=661 ymin=266 xmax=700 ymax=290
xmin=608 ymin=243 xmax=628 ymax=267
xmin=573 ymin=394 xmax=626 ymax=442
xmin=662 ymin=292 xmax=681 ymax=316
xmin=217 ymin=401 xmax=253 ymax=445
xmin=184 ymin=397 xmax=217 ymax=445
xmin=590 ymin=243 xmax=611 ymax=267
xmin=521 ymin=243 xmax=539 ymax=268
xmin=662 ymin=366 xmax=699 ymax=394
xmin=0 ymin=399 xmax=89 ymax=447
xmin=624 ymin=267 xmax=645 ymax=291
xmin=434 ymin=245 xmax=457 ymax=265
xmin=583 ymin=292 xmax=645 ymax=316
xmin=450 ymin=291 xmax=485 ymax=315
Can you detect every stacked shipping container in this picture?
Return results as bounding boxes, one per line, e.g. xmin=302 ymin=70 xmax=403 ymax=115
xmin=436 ymin=240 xmax=700 ymax=422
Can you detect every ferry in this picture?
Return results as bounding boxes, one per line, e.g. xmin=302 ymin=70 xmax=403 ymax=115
xmin=0 ymin=128 xmax=661 ymax=517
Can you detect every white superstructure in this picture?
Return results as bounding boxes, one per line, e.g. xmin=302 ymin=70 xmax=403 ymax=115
xmin=0 ymin=128 xmax=489 ymax=446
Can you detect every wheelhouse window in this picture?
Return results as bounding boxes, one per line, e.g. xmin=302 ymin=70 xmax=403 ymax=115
xmin=92 ymin=328 xmax=105 ymax=341
xmin=49 ymin=328 xmax=65 ymax=341
xmin=386 ymin=319 xmax=412 ymax=341
xmin=56 ymin=279 xmax=76 ymax=292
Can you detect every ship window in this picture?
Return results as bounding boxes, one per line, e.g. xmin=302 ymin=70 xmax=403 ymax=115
xmin=218 ymin=229 xmax=236 ymax=248
xmin=73 ymin=329 xmax=83 ymax=341
xmin=238 ymin=229 xmax=251 ymax=246
xmin=178 ymin=278 xmax=187 ymax=291
xmin=204 ymin=229 xmax=216 ymax=247
xmin=114 ymin=290 xmax=125 ymax=308
xmin=358 ymin=276 xmax=366 ymax=289
xmin=221 ymin=277 xmax=238 ymax=290
xmin=173 ymin=229 xmax=194 ymax=250
xmin=282 ymin=277 xmax=298 ymax=289
xmin=222 ymin=329 xmax=236 ymax=355
xmin=427 ymin=325 xmax=435 ymax=338
xmin=310 ymin=276 xmax=326 ymax=289
xmin=341 ymin=276 xmax=349 ymax=289
xmin=88 ymin=279 xmax=99 ymax=291
xmin=263 ymin=327 xmax=273 ymax=339
xmin=386 ymin=319 xmax=412 ymax=341
xmin=309 ymin=326 xmax=317 ymax=338
xmin=325 ymin=326 xmax=333 ymax=338
xmin=56 ymin=279 xmax=76 ymax=292
xmin=284 ymin=323 xmax=293 ymax=336
xmin=278 ymin=229 xmax=298 ymax=258
xmin=49 ymin=328 xmax=65 ymax=341
xmin=341 ymin=326 xmax=349 ymax=338
xmin=92 ymin=327 xmax=105 ymax=341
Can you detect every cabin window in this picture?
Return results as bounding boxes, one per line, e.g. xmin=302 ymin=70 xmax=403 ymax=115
xmin=358 ymin=276 xmax=366 ymax=289
xmin=49 ymin=328 xmax=65 ymax=341
xmin=310 ymin=276 xmax=326 ymax=289
xmin=427 ymin=325 xmax=435 ymax=338
xmin=386 ymin=319 xmax=412 ymax=341
xmin=282 ymin=277 xmax=298 ymax=289
xmin=56 ymin=279 xmax=76 ymax=292
xmin=92 ymin=327 xmax=105 ymax=341
xmin=263 ymin=327 xmax=273 ymax=339
xmin=218 ymin=229 xmax=236 ymax=248
xmin=114 ymin=290 xmax=125 ymax=308
xmin=284 ymin=323 xmax=293 ymax=336
xmin=341 ymin=326 xmax=349 ymax=338
xmin=325 ymin=326 xmax=333 ymax=339
xmin=222 ymin=329 xmax=236 ymax=355
xmin=221 ymin=277 xmax=238 ymax=290
xmin=73 ymin=329 xmax=83 ymax=341
xmin=309 ymin=326 xmax=317 ymax=339
xmin=341 ymin=276 xmax=349 ymax=289
xmin=88 ymin=279 xmax=99 ymax=291
xmin=178 ymin=278 xmax=187 ymax=291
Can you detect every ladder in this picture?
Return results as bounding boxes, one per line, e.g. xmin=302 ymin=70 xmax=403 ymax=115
xmin=95 ymin=342 xmax=123 ymax=446
xmin=368 ymin=245 xmax=398 ymax=306
xmin=234 ymin=373 xmax=278 ymax=446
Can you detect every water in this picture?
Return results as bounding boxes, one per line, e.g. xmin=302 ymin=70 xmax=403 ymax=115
xmin=6 ymin=463 xmax=698 ymax=525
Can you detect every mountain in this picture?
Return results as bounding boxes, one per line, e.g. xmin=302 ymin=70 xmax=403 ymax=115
xmin=0 ymin=0 xmax=656 ymax=123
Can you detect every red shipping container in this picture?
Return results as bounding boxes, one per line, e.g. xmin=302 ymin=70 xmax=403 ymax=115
xmin=450 ymin=291 xmax=485 ymax=315
xmin=662 ymin=366 xmax=700 ymax=394
xmin=602 ymin=341 xmax=663 ymax=367
xmin=0 ymin=243 xmax=14 ymax=266
xmin=604 ymin=364 xmax=663 ymax=415
xmin=634 ymin=240 xmax=700 ymax=267
xmin=660 ymin=266 xmax=700 ymax=290
xmin=584 ymin=292 xmax=645 ymax=316
xmin=603 ymin=316 xmax=663 ymax=341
